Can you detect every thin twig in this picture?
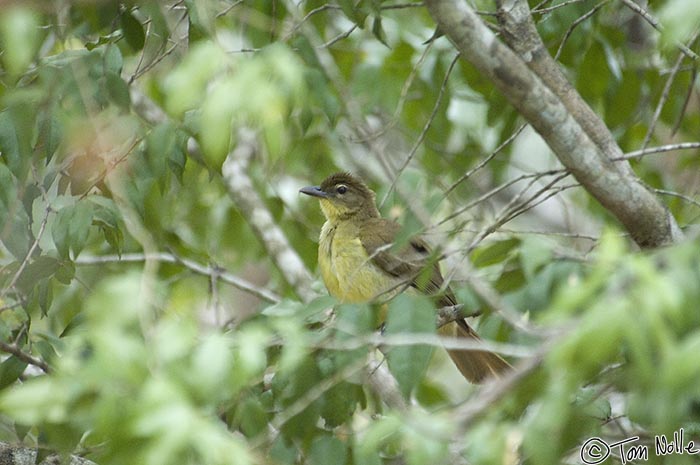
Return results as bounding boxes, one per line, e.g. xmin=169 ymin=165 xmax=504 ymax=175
xmin=618 ymin=0 xmax=699 ymax=60
xmin=454 ymin=347 xmax=547 ymax=427
xmin=0 ymin=340 xmax=51 ymax=373
xmin=437 ymin=169 xmax=567 ymax=227
xmin=642 ymin=45 xmax=689 ymax=150
xmin=532 ymin=0 xmax=589 ymax=15
xmin=443 ymin=123 xmax=528 ymax=199
xmin=671 ymin=66 xmax=697 ymax=136
xmin=0 ymin=300 xmax=25 ymax=313
xmin=615 ymin=142 xmax=700 ymax=160
xmin=75 ymin=252 xmax=282 ymax=304
xmin=0 ymin=205 xmax=51 ymax=300
xmin=555 ymin=0 xmax=610 ymax=60
xmin=217 ymin=0 xmax=244 ymax=17
xmin=269 ymin=357 xmax=368 ymax=433
xmin=470 ymin=227 xmax=599 ymax=241
xmin=655 ymin=189 xmax=700 ymax=209
xmin=321 ymin=25 xmax=357 ymax=48
xmin=314 ymin=332 xmax=535 ymax=358
xmin=381 ymin=53 xmax=460 ymax=207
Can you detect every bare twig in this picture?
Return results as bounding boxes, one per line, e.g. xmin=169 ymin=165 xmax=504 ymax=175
xmin=554 ymin=1 xmax=610 ymax=60
xmin=616 ymin=142 xmax=700 ymax=160
xmin=671 ymin=66 xmax=697 ymax=136
xmin=76 ymin=252 xmax=282 ymax=304
xmin=0 ymin=205 xmax=51 ymax=300
xmin=321 ymin=332 xmax=535 ymax=358
xmin=381 ymin=53 xmax=460 ymax=207
xmin=618 ymin=0 xmax=699 ymax=60
xmin=269 ymin=357 xmax=368 ymax=433
xmin=532 ymin=0 xmax=588 ymax=15
xmin=0 ymin=300 xmax=25 ymax=313
xmin=443 ymin=123 xmax=528 ymax=199
xmin=217 ymin=0 xmax=244 ymax=17
xmin=0 ymin=340 xmax=50 ymax=373
xmin=641 ymin=41 xmax=692 ymax=150
xmin=321 ymin=25 xmax=357 ymax=48
xmin=454 ymin=347 xmax=546 ymax=427
xmin=437 ymin=169 xmax=567 ymax=227
xmin=655 ymin=189 xmax=700 ymax=210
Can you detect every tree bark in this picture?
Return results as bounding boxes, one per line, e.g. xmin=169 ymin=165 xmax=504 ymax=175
xmin=424 ymin=0 xmax=683 ymax=248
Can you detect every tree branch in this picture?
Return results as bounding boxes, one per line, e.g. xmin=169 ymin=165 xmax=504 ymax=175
xmin=130 ymin=88 xmax=316 ymax=304
xmin=75 ymin=252 xmax=282 ymax=304
xmin=0 ymin=340 xmax=50 ymax=374
xmin=221 ymin=129 xmax=318 ymax=303
xmin=424 ymin=0 xmax=683 ymax=248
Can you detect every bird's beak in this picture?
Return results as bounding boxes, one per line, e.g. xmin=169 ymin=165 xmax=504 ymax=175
xmin=299 ymin=185 xmax=328 ymax=198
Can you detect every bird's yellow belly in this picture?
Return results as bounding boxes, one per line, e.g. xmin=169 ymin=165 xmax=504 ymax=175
xmin=318 ymin=224 xmax=400 ymax=304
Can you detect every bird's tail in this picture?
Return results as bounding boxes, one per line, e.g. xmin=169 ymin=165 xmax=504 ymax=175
xmin=439 ymin=321 xmax=511 ymax=383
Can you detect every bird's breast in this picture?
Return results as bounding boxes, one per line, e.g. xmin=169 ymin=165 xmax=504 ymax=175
xmin=318 ymin=221 xmax=400 ymax=303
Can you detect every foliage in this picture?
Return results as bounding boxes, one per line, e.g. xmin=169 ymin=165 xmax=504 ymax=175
xmin=0 ymin=1 xmax=699 ymax=465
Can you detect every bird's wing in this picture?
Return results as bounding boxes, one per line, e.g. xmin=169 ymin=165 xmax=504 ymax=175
xmin=359 ymin=218 xmax=457 ymax=306
xmin=360 ymin=218 xmax=512 ymax=382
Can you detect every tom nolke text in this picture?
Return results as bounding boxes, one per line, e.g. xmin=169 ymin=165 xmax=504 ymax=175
xmin=580 ymin=428 xmax=698 ymax=464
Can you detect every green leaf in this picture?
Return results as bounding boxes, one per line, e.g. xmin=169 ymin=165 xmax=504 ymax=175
xmin=337 ymin=0 xmax=368 ymax=27
xmin=106 ymin=71 xmax=130 ymax=110
xmin=276 ymin=357 xmax=323 ymax=442
xmin=269 ymin=436 xmax=297 ymax=464
xmin=0 ymin=165 xmax=31 ymax=259
xmin=34 ymin=112 xmax=62 ymax=162
xmin=140 ymin=1 xmax=169 ymax=50
xmin=89 ymin=196 xmax=123 ymax=254
xmin=0 ymin=107 xmax=32 ymax=179
xmin=309 ymin=435 xmax=347 ymax=465
xmin=16 ymin=256 xmax=61 ymax=295
xmin=371 ymin=16 xmax=390 ymax=48
xmin=520 ymin=237 xmax=553 ymax=279
xmin=0 ymin=356 xmax=28 ymax=390
xmin=0 ymin=7 xmax=41 ymax=78
xmin=471 ymin=238 xmax=521 ymax=268
xmin=494 ymin=266 xmax=526 ymax=293
xmin=120 ymin=9 xmax=145 ymax=51
xmin=659 ymin=0 xmax=700 ymax=48
xmin=146 ymin=122 xmax=177 ymax=181
xmin=52 ymin=201 xmax=94 ymax=259
xmin=332 ymin=303 xmax=375 ymax=368
xmin=184 ymin=0 xmax=215 ymax=42
xmin=415 ymin=379 xmax=450 ymax=407
xmin=320 ymin=381 xmax=362 ymax=428
xmin=103 ymin=43 xmax=123 ymax=74
xmin=232 ymin=396 xmax=269 ymax=438
xmin=384 ymin=294 xmax=435 ymax=399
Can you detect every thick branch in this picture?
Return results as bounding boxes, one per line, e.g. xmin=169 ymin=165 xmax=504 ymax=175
xmin=130 ymin=88 xmax=317 ymax=303
xmin=497 ymin=0 xmax=623 ymax=161
xmin=424 ymin=0 xmax=683 ymax=248
xmin=221 ymin=129 xmax=317 ymax=303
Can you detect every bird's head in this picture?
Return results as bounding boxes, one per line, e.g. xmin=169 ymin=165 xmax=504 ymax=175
xmin=300 ymin=172 xmax=380 ymax=222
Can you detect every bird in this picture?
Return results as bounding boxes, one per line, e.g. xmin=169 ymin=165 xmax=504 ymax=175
xmin=300 ymin=172 xmax=511 ymax=383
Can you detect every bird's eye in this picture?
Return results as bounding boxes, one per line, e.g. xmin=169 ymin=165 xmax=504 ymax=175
xmin=336 ymin=185 xmax=348 ymax=194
